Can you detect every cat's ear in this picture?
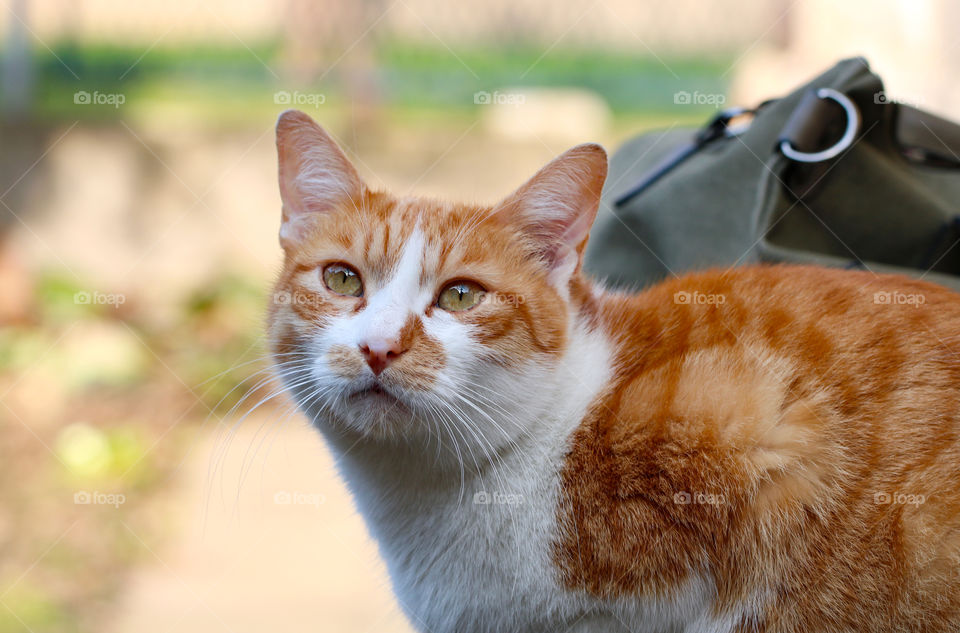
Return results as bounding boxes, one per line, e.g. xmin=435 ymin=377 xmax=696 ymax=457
xmin=494 ymin=143 xmax=607 ymax=288
xmin=275 ymin=110 xmax=363 ymax=248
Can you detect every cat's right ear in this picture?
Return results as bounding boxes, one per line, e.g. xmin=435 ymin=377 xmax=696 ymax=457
xmin=275 ymin=110 xmax=363 ymax=249
xmin=493 ymin=143 xmax=607 ymax=291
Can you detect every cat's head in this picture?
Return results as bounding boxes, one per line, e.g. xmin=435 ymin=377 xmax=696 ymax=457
xmin=268 ymin=110 xmax=606 ymax=447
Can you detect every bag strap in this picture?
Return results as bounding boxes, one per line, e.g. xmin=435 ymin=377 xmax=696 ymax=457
xmin=613 ymin=106 xmax=759 ymax=207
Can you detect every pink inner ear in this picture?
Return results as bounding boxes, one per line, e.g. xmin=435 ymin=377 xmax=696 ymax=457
xmin=555 ymin=204 xmax=599 ymax=266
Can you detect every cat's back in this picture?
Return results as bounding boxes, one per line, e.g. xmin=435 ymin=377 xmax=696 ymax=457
xmin=556 ymin=265 xmax=960 ymax=632
xmin=606 ymin=264 xmax=960 ymax=365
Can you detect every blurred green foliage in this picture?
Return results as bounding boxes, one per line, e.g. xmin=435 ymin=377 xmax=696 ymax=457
xmin=378 ymin=41 xmax=731 ymax=113
xmin=0 ymin=585 xmax=73 ymax=633
xmin=25 ymin=40 xmax=731 ymax=121
xmin=176 ymin=274 xmax=271 ymax=411
xmin=0 ymin=269 xmax=271 ymax=632
xmin=56 ymin=423 xmax=148 ymax=481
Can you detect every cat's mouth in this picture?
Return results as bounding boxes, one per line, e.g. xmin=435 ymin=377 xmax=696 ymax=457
xmin=348 ymin=382 xmax=407 ymax=408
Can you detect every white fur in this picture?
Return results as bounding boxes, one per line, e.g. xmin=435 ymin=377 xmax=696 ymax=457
xmin=276 ymin=230 xmax=742 ymax=632
xmin=346 ymin=226 xmax=430 ymax=346
xmin=314 ymin=318 xmax=619 ymax=632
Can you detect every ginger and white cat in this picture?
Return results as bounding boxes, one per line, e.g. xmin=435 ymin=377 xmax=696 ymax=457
xmin=268 ymin=109 xmax=960 ymax=633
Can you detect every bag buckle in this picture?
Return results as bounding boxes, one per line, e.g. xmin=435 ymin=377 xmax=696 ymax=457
xmin=779 ymin=88 xmax=861 ymax=163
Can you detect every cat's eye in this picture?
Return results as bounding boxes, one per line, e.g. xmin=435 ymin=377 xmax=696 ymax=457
xmin=438 ymin=280 xmax=485 ymax=312
xmin=323 ymin=263 xmax=363 ymax=297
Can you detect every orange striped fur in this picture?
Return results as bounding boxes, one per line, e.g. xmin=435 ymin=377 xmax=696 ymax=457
xmin=557 ymin=267 xmax=960 ymax=632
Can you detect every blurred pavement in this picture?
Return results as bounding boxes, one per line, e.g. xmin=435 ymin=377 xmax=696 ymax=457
xmin=109 ymin=414 xmax=414 ymax=633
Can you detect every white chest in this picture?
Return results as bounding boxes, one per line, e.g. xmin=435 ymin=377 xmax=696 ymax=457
xmin=330 ymin=427 xmax=586 ymax=633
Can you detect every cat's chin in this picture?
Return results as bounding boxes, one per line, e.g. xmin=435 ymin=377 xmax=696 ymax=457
xmin=330 ymin=383 xmax=422 ymax=440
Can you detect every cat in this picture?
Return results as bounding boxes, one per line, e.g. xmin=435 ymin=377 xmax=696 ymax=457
xmin=268 ymin=109 xmax=960 ymax=633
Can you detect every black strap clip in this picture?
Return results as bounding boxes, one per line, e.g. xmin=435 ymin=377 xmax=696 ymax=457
xmin=614 ymin=106 xmax=753 ymax=208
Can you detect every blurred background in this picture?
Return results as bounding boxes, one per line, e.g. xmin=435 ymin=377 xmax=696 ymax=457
xmin=0 ymin=0 xmax=957 ymax=631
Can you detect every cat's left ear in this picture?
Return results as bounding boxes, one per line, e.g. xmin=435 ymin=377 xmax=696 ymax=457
xmin=494 ymin=143 xmax=607 ymax=289
xmin=275 ymin=109 xmax=364 ymax=249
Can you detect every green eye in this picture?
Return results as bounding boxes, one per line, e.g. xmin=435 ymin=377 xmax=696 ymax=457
xmin=438 ymin=281 xmax=485 ymax=312
xmin=323 ymin=264 xmax=363 ymax=297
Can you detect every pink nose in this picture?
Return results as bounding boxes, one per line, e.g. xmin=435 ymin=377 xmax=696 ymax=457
xmin=358 ymin=338 xmax=407 ymax=375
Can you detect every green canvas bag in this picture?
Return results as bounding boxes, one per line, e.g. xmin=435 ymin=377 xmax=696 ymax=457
xmin=586 ymin=57 xmax=960 ymax=292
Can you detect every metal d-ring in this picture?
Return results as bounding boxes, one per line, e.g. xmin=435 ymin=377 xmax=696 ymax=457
xmin=779 ymin=88 xmax=861 ymax=163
